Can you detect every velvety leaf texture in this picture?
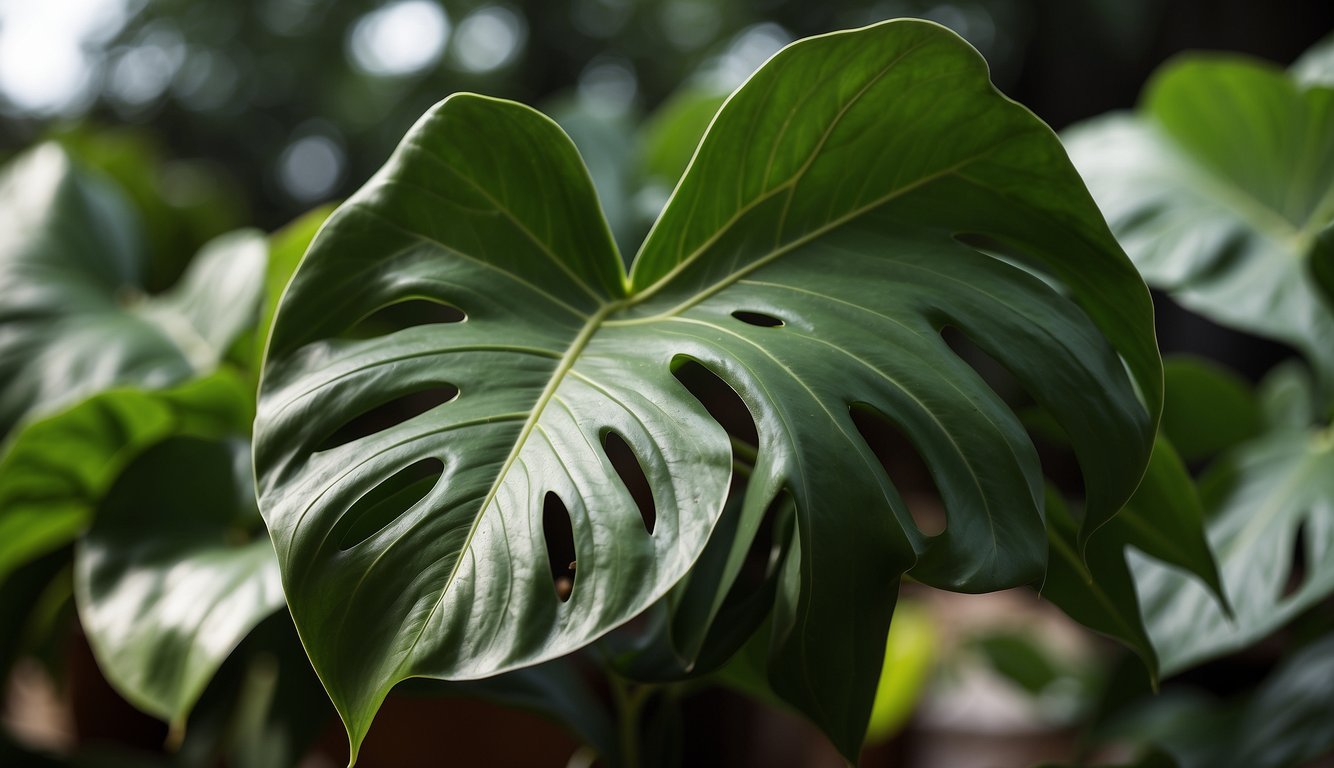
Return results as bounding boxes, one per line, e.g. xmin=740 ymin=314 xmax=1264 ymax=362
xmin=254 ymin=20 xmax=1159 ymax=760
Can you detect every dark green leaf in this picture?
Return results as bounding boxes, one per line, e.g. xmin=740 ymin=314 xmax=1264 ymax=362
xmin=1063 ymin=51 xmax=1334 ymax=390
xmin=0 ymin=372 xmax=252 ymax=582
xmin=0 ymin=144 xmax=266 ymax=438
xmin=255 ymin=20 xmax=1158 ymax=760
xmin=74 ymin=437 xmax=284 ymax=729
xmin=1162 ymin=357 xmax=1261 ymax=462
xmin=1042 ymin=487 xmax=1158 ymax=681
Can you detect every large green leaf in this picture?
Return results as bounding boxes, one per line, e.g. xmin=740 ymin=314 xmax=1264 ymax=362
xmin=1062 ymin=50 xmax=1334 ymax=388
xmin=1134 ymin=424 xmax=1334 ymax=673
xmin=0 ymin=373 xmax=252 ymax=583
xmin=255 ymin=20 xmax=1158 ymax=759
xmin=74 ymin=436 xmax=285 ymax=731
xmin=0 ymin=144 xmax=265 ymax=439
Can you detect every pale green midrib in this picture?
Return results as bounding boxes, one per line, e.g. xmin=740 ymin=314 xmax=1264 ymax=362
xmin=1159 ymin=122 xmax=1324 ymax=254
xmin=400 ymin=297 xmax=628 ymax=666
xmin=1049 ymin=530 xmax=1153 ymax=667
xmin=607 ymin=144 xmax=1018 ymax=327
xmin=627 ymin=34 xmax=949 ymax=303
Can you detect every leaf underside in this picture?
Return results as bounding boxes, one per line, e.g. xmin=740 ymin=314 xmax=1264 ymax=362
xmin=255 ymin=20 xmax=1158 ymax=759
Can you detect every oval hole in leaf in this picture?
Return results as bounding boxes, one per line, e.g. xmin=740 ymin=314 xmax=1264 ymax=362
xmin=729 ymin=489 xmax=792 ymax=602
xmin=543 ymin=492 xmax=577 ymax=603
xmin=1281 ymin=520 xmax=1310 ymax=600
xmin=335 ymin=458 xmax=443 ymax=550
xmin=602 ymin=430 xmax=656 ymax=534
xmin=345 ymin=298 xmax=465 ymax=338
xmin=316 ymin=384 xmax=459 ymax=452
xmin=671 ymin=356 xmax=758 ymax=448
xmin=941 ymin=325 xmax=1086 ymax=499
xmin=849 ymin=403 xmax=945 ymax=537
xmin=731 ymin=310 xmax=784 ymax=328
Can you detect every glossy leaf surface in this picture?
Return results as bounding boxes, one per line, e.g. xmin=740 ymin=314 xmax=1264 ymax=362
xmin=1063 ymin=51 xmax=1334 ymax=387
xmin=75 ymin=436 xmax=285 ymax=728
xmin=255 ymin=20 xmax=1159 ymax=758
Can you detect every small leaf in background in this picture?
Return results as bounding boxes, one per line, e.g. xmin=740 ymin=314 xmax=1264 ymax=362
xmin=864 ymin=600 xmax=936 ymax=745
xmin=1161 ymin=357 xmax=1261 ymax=463
xmin=0 ymin=373 xmax=252 ymax=583
xmin=74 ymin=436 xmax=285 ymax=732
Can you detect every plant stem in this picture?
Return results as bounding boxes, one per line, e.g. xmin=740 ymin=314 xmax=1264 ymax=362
xmin=609 ymin=672 xmax=654 ymax=768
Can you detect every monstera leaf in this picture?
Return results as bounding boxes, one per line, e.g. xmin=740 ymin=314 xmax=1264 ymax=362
xmin=255 ymin=20 xmax=1159 ymax=759
xmin=1062 ymin=46 xmax=1334 ymax=388
xmin=75 ymin=436 xmax=285 ymax=732
xmin=0 ymin=144 xmax=266 ymax=440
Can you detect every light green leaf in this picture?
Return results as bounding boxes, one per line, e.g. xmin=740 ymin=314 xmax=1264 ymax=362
xmin=1134 ymin=426 xmax=1334 ymax=674
xmin=255 ymin=20 xmax=1158 ymax=760
xmin=0 ymin=144 xmax=266 ymax=438
xmin=0 ymin=372 xmax=252 ymax=583
xmin=75 ymin=436 xmax=285 ymax=730
xmin=1063 ymin=52 xmax=1334 ymax=390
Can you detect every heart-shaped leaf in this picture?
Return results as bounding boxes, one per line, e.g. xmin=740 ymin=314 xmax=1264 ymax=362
xmin=255 ymin=20 xmax=1159 ymax=759
xmin=75 ymin=436 xmax=285 ymax=731
xmin=0 ymin=144 xmax=265 ymax=439
xmin=1062 ymin=49 xmax=1334 ymax=390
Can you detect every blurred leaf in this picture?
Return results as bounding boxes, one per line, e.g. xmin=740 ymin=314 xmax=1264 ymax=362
xmin=258 ymin=205 xmax=334 ymax=373
xmin=1096 ymin=635 xmax=1334 ymax=768
xmin=1134 ymin=426 xmax=1334 ymax=674
xmin=1162 ymin=357 xmax=1261 ymax=462
xmin=1257 ymin=361 xmax=1320 ymax=430
xmin=1064 ymin=50 xmax=1334 ymax=391
xmin=1291 ymin=32 xmax=1334 ymax=87
xmin=636 ymin=86 xmax=728 ymax=192
xmin=52 ymin=127 xmax=247 ymax=291
xmin=865 ymin=599 xmax=935 ymax=744
xmin=549 ymin=98 xmax=640 ymax=256
xmin=0 ymin=372 xmax=252 ymax=583
xmin=0 ymin=144 xmax=266 ymax=439
xmin=971 ymin=630 xmax=1063 ymax=697
xmin=74 ymin=437 xmax=284 ymax=730
xmin=0 ymin=548 xmax=68 ymax=683
xmin=1217 ymin=633 xmax=1334 ymax=768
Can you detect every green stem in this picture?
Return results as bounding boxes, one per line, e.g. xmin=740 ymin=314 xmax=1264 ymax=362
xmin=609 ymin=673 xmax=654 ymax=768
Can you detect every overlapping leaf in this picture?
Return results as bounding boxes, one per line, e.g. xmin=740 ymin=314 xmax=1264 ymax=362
xmin=255 ymin=20 xmax=1158 ymax=759
xmin=0 ymin=373 xmax=252 ymax=583
xmin=1063 ymin=49 xmax=1334 ymax=389
xmin=75 ymin=436 xmax=285 ymax=730
xmin=0 ymin=144 xmax=266 ymax=439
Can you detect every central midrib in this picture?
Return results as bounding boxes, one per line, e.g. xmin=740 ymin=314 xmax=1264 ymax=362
xmin=403 ymin=296 xmax=627 ymax=660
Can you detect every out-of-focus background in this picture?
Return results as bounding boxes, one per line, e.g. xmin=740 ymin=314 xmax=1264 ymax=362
xmin=2 ymin=0 xmax=1330 ymax=240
